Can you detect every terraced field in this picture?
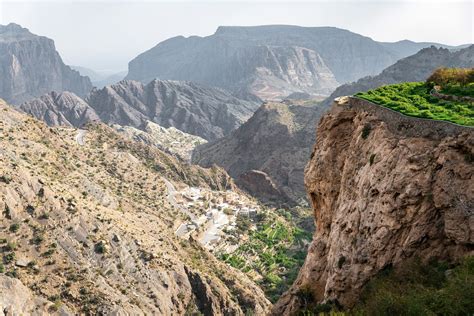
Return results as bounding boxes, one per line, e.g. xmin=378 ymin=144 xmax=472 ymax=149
xmin=356 ymin=82 xmax=474 ymax=126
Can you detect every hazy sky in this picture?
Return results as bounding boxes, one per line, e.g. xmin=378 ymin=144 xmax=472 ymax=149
xmin=1 ymin=0 xmax=472 ymax=73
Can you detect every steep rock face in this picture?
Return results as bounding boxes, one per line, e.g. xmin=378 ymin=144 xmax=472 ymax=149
xmin=18 ymin=91 xmax=99 ymax=127
xmin=323 ymin=45 xmax=474 ymax=106
xmin=128 ymin=25 xmax=445 ymax=99
xmin=0 ymin=23 xmax=92 ymax=104
xmin=86 ymin=79 xmax=259 ymax=140
xmin=0 ymin=275 xmax=54 ymax=315
xmin=272 ymin=97 xmax=474 ymax=314
xmin=193 ymin=101 xmax=328 ymax=203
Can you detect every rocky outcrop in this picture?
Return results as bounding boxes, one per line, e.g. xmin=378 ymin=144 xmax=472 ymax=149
xmin=0 ymin=275 xmax=53 ymax=315
xmin=272 ymin=97 xmax=473 ymax=314
xmin=323 ymin=45 xmax=474 ymax=106
xmin=113 ymin=121 xmax=207 ymax=161
xmin=19 ymin=91 xmax=99 ymax=127
xmin=0 ymin=23 xmax=92 ymax=104
xmin=19 ymin=79 xmax=259 ymax=141
xmin=192 ymin=101 xmax=328 ymax=204
xmin=236 ymin=170 xmax=285 ymax=203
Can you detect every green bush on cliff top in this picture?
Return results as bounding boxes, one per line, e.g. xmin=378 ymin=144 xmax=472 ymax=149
xmin=355 ymin=82 xmax=474 ymax=126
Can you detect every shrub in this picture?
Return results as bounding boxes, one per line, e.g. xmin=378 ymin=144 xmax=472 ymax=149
xmin=9 ymin=223 xmax=20 ymax=233
xmin=353 ymin=256 xmax=474 ymax=315
xmin=427 ymin=67 xmax=474 ymax=86
xmin=361 ymin=124 xmax=371 ymax=139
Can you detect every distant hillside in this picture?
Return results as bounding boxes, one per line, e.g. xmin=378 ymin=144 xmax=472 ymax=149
xmin=19 ymin=79 xmax=260 ymax=141
xmin=0 ymin=23 xmax=92 ymax=104
xmin=192 ymin=101 xmax=327 ymax=204
xmin=126 ymin=25 xmax=457 ymax=100
xmin=323 ymin=45 xmax=474 ymax=105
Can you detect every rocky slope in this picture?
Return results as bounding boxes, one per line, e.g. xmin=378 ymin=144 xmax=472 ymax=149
xmin=323 ymin=45 xmax=474 ymax=106
xmin=0 ymin=23 xmax=92 ymax=105
xmin=126 ymin=25 xmax=454 ymax=99
xmin=113 ymin=121 xmax=207 ymax=161
xmin=18 ymin=91 xmax=99 ymax=127
xmin=272 ymin=97 xmax=474 ymax=314
xmin=0 ymin=99 xmax=271 ymax=314
xmin=19 ymin=79 xmax=260 ymax=141
xmin=192 ymin=100 xmax=328 ymax=204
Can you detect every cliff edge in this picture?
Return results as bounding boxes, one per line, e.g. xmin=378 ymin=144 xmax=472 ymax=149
xmin=272 ymin=96 xmax=473 ymax=314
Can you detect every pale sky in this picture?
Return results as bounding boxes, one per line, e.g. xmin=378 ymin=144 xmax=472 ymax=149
xmin=1 ymin=0 xmax=472 ymax=73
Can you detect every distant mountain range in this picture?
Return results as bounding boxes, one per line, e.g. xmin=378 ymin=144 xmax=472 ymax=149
xmin=0 ymin=23 xmax=92 ymax=104
xmin=71 ymin=66 xmax=127 ymax=88
xmin=192 ymin=44 xmax=474 ymax=204
xmin=126 ymin=25 xmax=465 ymax=100
xmin=19 ymin=79 xmax=260 ymax=141
xmin=323 ymin=45 xmax=474 ymax=106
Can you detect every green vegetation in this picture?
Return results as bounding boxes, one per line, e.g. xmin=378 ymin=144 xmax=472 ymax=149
xmin=219 ymin=207 xmax=313 ymax=302
xmin=298 ymin=256 xmax=474 ymax=316
xmin=356 ymin=82 xmax=474 ymax=126
xmin=354 ymin=256 xmax=474 ymax=315
xmin=9 ymin=223 xmax=20 ymax=233
xmin=427 ymin=67 xmax=474 ymax=98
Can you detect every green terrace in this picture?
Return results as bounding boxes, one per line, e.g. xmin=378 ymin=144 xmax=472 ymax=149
xmin=219 ymin=207 xmax=313 ymax=303
xmin=355 ymin=82 xmax=474 ymax=127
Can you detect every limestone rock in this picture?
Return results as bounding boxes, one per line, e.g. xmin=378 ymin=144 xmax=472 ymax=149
xmin=0 ymin=23 xmax=92 ymax=105
xmin=272 ymin=97 xmax=473 ymax=313
xmin=19 ymin=91 xmax=99 ymax=127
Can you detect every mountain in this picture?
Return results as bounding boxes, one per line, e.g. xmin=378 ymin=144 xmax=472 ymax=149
xmin=0 ymin=23 xmax=92 ymax=105
xmin=323 ymin=45 xmax=474 ymax=106
xmin=272 ymin=96 xmax=473 ymax=314
xmin=126 ymin=25 xmax=457 ymax=100
xmin=379 ymin=40 xmax=470 ymax=57
xmin=192 ymin=100 xmax=328 ymax=204
xmin=0 ymin=99 xmax=271 ymax=314
xmin=72 ymin=66 xmax=127 ymax=88
xmin=20 ymin=79 xmax=260 ymax=141
xmin=18 ymin=91 xmax=99 ymax=127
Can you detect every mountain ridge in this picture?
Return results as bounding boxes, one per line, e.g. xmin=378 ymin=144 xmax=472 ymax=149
xmin=0 ymin=23 xmax=92 ymax=104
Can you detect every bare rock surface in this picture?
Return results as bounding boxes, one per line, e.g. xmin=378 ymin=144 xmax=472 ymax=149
xmin=20 ymin=79 xmax=260 ymax=141
xmin=193 ymin=101 xmax=328 ymax=204
xmin=0 ymin=275 xmax=51 ymax=315
xmin=0 ymin=23 xmax=92 ymax=105
xmin=18 ymin=91 xmax=99 ymax=127
xmin=272 ymin=97 xmax=473 ymax=314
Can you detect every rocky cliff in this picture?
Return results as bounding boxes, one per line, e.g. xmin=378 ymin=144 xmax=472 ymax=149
xmin=19 ymin=79 xmax=259 ymax=141
xmin=192 ymin=101 xmax=328 ymax=204
xmin=0 ymin=23 xmax=92 ymax=105
xmin=272 ymin=97 xmax=473 ymax=314
xmin=323 ymin=45 xmax=474 ymax=106
xmin=0 ymin=99 xmax=270 ymax=314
